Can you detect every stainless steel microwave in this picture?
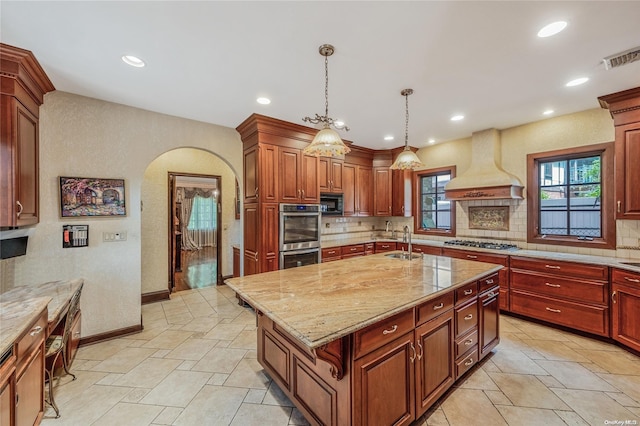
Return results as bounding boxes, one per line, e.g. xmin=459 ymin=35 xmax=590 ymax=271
xmin=320 ymin=194 xmax=343 ymax=216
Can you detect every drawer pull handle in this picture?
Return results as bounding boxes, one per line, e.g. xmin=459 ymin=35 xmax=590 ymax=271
xmin=417 ymin=341 xmax=423 ymax=360
xmin=328 ymin=250 xmax=335 ymax=254
xmin=545 ymin=264 xmax=561 ymax=269
xmin=485 ymin=291 xmax=498 ymax=299
xmin=545 ymin=282 xmax=561 ymax=288
xmin=16 ymin=200 xmax=24 ymax=217
xmin=351 ymin=247 xmax=357 ymax=251
xmin=617 ymin=200 xmax=621 ymax=213
xmin=410 ymin=343 xmax=417 ymax=363
xmin=382 ymin=245 xmax=389 ymax=248
xmin=433 ymin=302 xmax=444 ymax=310
xmin=486 ymin=279 xmax=494 ymax=284
xmin=612 ymin=291 xmax=616 ymax=304
xmin=30 ymin=325 xmax=43 ymax=336
xmin=623 ymin=277 xmax=640 ymax=283
xmin=464 ymin=358 xmax=474 ymax=366
xmin=464 ymin=314 xmax=473 ymax=320
xmin=466 ymin=255 xmax=478 ymax=259
xmin=545 ymin=307 xmax=561 ymax=313
xmin=464 ymin=339 xmax=473 ymax=346
xmin=382 ymin=325 xmax=398 ymax=335
xmin=464 ymin=289 xmax=474 ymax=295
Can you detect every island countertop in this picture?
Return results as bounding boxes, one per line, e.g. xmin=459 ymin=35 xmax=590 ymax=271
xmin=225 ymin=252 xmax=503 ymax=350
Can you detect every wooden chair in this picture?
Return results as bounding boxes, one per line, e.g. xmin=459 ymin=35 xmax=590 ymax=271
xmin=44 ymin=284 xmax=82 ymax=417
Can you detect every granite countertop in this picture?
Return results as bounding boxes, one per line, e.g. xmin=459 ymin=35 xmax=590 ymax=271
xmin=0 ymin=278 xmax=84 ymax=357
xmin=225 ymin=252 xmax=502 ymax=349
xmin=321 ymin=237 xmax=640 ymax=274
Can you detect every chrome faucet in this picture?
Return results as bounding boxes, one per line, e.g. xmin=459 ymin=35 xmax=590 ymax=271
xmin=403 ymin=225 xmax=412 ymax=259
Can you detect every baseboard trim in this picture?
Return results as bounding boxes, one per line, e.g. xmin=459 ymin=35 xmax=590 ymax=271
xmin=141 ymin=290 xmax=170 ymax=304
xmin=79 ymin=323 xmax=143 ymax=347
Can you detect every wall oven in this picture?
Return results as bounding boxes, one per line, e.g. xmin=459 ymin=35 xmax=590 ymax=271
xmin=279 ymin=204 xmax=321 ymax=269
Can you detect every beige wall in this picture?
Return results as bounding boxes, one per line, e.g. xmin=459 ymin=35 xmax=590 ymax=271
xmin=141 ymin=148 xmax=241 ymax=294
xmin=0 ymin=91 xmax=243 ymax=337
xmin=414 ymin=108 xmax=640 ymax=260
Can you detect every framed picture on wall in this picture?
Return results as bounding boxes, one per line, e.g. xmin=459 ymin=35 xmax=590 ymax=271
xmin=59 ymin=176 xmax=126 ymax=217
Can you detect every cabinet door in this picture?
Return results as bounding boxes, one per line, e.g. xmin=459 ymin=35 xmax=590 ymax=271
xmin=342 ymin=164 xmax=357 ymax=216
xmin=392 ymin=169 xmax=412 ymax=217
xmin=0 ymin=376 xmax=13 ymax=426
xmin=612 ymin=282 xmax=640 ymax=352
xmin=373 ymin=167 xmax=391 ymax=216
xmin=330 ymin=159 xmax=343 ymax=192
xmin=319 ymin=157 xmax=331 ymax=193
xmin=615 ymin=124 xmax=640 ymax=219
xmin=243 ymin=145 xmax=259 ymax=203
xmin=279 ymin=147 xmax=301 ymax=202
xmin=243 ymin=204 xmax=259 ymax=276
xmin=260 ymin=203 xmax=279 ymax=272
xmin=259 ymin=144 xmax=278 ymax=202
xmin=353 ymin=332 xmax=415 ymax=426
xmin=15 ymin=347 xmax=43 ymax=426
xmin=357 ymin=166 xmax=373 ymax=216
xmin=67 ymin=311 xmax=82 ymax=367
xmin=415 ymin=310 xmax=454 ymax=418
xmin=301 ymin=154 xmax=319 ymax=202
xmin=479 ymin=287 xmax=500 ymax=359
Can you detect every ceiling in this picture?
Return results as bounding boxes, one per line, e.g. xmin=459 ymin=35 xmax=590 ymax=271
xmin=2 ymin=1 xmax=640 ymax=150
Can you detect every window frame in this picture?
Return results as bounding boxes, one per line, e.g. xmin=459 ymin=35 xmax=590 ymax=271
xmin=526 ymin=142 xmax=615 ymax=249
xmin=413 ymin=166 xmax=456 ymax=237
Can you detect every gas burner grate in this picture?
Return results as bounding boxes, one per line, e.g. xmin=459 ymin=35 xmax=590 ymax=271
xmin=444 ymin=240 xmax=519 ymax=251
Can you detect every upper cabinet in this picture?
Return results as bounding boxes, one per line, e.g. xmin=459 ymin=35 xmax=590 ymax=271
xmin=598 ymin=87 xmax=640 ymax=220
xmin=373 ymin=167 xmax=392 ymax=216
xmin=279 ymin=147 xmax=319 ymax=203
xmin=0 ymin=44 xmax=55 ymax=228
xmin=319 ymin=157 xmax=343 ymax=193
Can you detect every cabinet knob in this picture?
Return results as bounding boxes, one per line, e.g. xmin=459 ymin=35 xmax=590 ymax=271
xmin=16 ymin=200 xmax=23 ymax=217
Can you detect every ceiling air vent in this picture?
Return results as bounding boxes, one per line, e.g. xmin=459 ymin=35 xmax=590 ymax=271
xmin=602 ymin=46 xmax=640 ymax=70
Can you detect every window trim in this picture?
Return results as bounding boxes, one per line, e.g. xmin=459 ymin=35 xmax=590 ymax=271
xmin=527 ymin=142 xmax=615 ymax=249
xmin=413 ymin=166 xmax=456 ymax=237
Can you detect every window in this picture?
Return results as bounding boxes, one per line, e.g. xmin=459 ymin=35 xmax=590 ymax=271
xmin=187 ymin=196 xmax=217 ymax=231
xmin=527 ymin=142 xmax=615 ymax=249
xmin=414 ymin=166 xmax=456 ymax=236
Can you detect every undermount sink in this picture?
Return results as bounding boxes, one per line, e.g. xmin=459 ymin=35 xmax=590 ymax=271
xmin=620 ymin=262 xmax=640 ymax=268
xmin=385 ymin=253 xmax=422 ymax=260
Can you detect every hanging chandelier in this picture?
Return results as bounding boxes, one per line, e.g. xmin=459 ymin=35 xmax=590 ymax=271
xmin=302 ymin=44 xmax=351 ymax=157
xmin=390 ymin=88 xmax=424 ymax=170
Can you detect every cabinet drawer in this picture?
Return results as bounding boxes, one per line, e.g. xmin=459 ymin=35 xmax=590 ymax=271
xmin=479 ymin=273 xmax=500 ymax=294
xmin=354 ymin=310 xmax=415 ymax=359
xmin=455 ymin=348 xmax=478 ymax=379
xmin=321 ymin=247 xmax=341 ymax=259
xmin=16 ymin=312 xmax=47 ymax=371
xmin=511 ymin=270 xmax=608 ymax=304
xmin=455 ymin=329 xmax=478 ymax=359
xmin=455 ymin=282 xmax=478 ymax=306
xmin=612 ymin=268 xmax=640 ymax=287
xmin=374 ymin=242 xmax=396 ymax=252
xmin=341 ymin=244 xmax=364 ymax=256
xmin=416 ymin=292 xmax=454 ymax=326
xmin=510 ymin=290 xmax=609 ymax=336
xmin=510 ymin=256 xmax=607 ymax=281
xmin=442 ymin=248 xmax=508 ymax=266
xmin=365 ymin=243 xmax=374 ymax=254
xmin=455 ymin=300 xmax=478 ymax=338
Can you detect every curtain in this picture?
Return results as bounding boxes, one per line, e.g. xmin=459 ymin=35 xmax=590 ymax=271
xmin=176 ymin=186 xmax=217 ymax=251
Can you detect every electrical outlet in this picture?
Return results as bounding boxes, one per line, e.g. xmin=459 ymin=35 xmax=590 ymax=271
xmin=103 ymin=231 xmax=127 ymax=242
xmin=325 ymin=223 xmax=330 ymax=228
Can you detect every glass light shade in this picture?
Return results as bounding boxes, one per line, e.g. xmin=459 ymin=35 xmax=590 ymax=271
xmin=303 ymin=127 xmax=351 ymax=157
xmin=390 ymin=148 xmax=424 ymax=170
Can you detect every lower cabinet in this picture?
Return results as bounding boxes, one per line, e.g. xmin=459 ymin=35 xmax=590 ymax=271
xmin=479 ymin=285 xmax=500 ymax=358
xmin=611 ymin=268 xmax=640 ymax=352
xmin=67 ymin=310 xmax=82 ymax=367
xmin=15 ymin=347 xmax=43 ymax=426
xmin=0 ymin=356 xmax=15 ymax=426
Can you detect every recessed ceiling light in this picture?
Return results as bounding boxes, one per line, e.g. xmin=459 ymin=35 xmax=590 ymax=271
xmin=428 ymin=139 xmax=436 ymax=144
xmin=543 ymin=109 xmax=554 ymax=115
xmin=256 ymin=97 xmax=271 ymax=105
xmin=384 ymin=135 xmax=394 ymax=141
xmin=121 ymin=55 xmax=145 ymax=68
xmin=537 ymin=21 xmax=567 ymax=38
xmin=566 ymin=77 xmax=589 ymax=87
xmin=450 ymin=115 xmax=464 ymax=121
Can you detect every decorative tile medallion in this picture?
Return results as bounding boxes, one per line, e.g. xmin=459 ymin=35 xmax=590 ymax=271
xmin=468 ymin=206 xmax=509 ymax=231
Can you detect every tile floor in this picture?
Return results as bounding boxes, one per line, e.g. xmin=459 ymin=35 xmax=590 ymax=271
xmin=43 ymin=285 xmax=640 ymax=426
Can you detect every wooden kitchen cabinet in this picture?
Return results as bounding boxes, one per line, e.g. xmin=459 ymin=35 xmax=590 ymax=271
xmin=0 ymin=353 xmax=15 ymax=426
xmin=611 ymin=268 xmax=640 ymax=352
xmin=341 ymin=244 xmax=365 ymax=259
xmin=374 ymin=241 xmax=396 ymax=253
xmin=319 ymin=157 xmax=343 ymax=193
xmin=373 ymin=167 xmax=392 ymax=216
xmin=321 ymin=247 xmax=342 ymax=262
xmin=392 ymin=169 xmax=413 ymax=217
xmin=397 ymin=243 xmax=441 ymax=256
xmin=598 ymin=86 xmax=640 ymax=219
xmin=343 ymin=163 xmax=373 ymax=216
xmin=0 ymin=44 xmax=55 ymax=228
xmin=478 ymin=278 xmax=500 ymax=359
xmin=510 ymin=257 xmax=609 ymax=336
xmin=243 ymin=143 xmax=278 ymax=203
xmin=279 ymin=147 xmax=319 ymax=203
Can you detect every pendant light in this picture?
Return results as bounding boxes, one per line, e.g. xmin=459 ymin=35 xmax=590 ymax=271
xmin=390 ymin=89 xmax=424 ymax=170
xmin=302 ymin=44 xmax=351 ymax=157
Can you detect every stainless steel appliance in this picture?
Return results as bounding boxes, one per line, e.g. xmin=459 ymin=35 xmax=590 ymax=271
xmin=320 ymin=193 xmax=343 ymax=216
xmin=279 ymin=204 xmax=321 ymax=269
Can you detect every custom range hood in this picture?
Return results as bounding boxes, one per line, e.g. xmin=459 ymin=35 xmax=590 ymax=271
xmin=444 ymin=128 xmax=524 ymax=200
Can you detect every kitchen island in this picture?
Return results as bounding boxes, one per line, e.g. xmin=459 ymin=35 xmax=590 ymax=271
xmin=225 ymin=252 xmax=503 ymax=426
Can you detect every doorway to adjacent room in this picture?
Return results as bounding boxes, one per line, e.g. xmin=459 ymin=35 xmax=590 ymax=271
xmin=168 ymin=173 xmax=223 ymax=292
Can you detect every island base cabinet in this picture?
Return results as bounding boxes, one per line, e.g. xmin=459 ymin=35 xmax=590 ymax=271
xmin=15 ymin=347 xmax=43 ymax=426
xmin=353 ymin=332 xmax=415 ymax=426
xmin=611 ymin=280 xmax=640 ymax=353
xmin=479 ymin=286 xmax=500 ymax=358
